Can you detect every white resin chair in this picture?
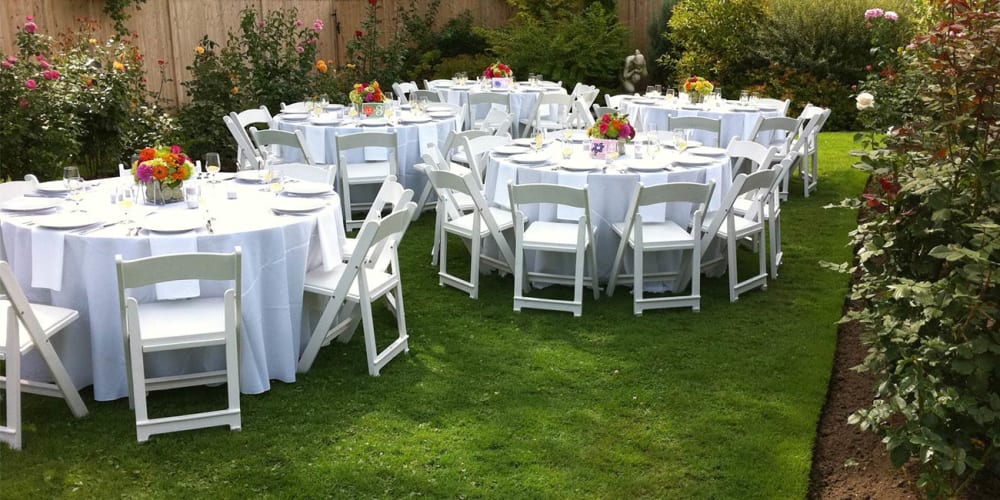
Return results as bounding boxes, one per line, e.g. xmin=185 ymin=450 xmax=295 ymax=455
xmin=410 ymin=89 xmax=442 ymax=103
xmin=115 ymin=248 xmax=242 ymax=442
xmin=508 ymin=182 xmax=600 ymax=316
xmin=519 ymin=93 xmax=574 ymax=137
xmin=231 ymin=106 xmax=276 ymax=169
xmin=223 ymin=114 xmax=263 ymax=170
xmin=335 ymin=131 xmax=399 ymax=231
xmin=605 ymin=94 xmax=629 ymax=109
xmin=793 ymin=104 xmax=832 ymax=197
xmin=419 ymin=146 xmax=477 ymax=264
xmin=733 ymin=154 xmax=797 ymax=279
xmin=668 ymin=116 xmax=723 ymax=147
xmin=298 ymin=202 xmax=418 ymax=375
xmin=391 ymin=81 xmax=419 ymax=104
xmin=457 ymin=133 xmax=512 ymax=184
xmin=468 ymin=92 xmax=511 ymax=130
xmin=726 ymin=139 xmax=777 ymax=177
xmin=757 ymin=98 xmax=791 ymax=115
xmin=341 ymin=175 xmax=413 ymax=261
xmin=248 ymin=128 xmax=335 ymax=185
xmin=1 ymin=261 xmax=88 ymax=450
xmin=426 ymin=169 xmax=515 ymax=299
xmin=607 ymin=181 xmax=716 ymax=314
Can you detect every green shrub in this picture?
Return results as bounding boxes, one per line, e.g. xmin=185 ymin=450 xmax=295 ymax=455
xmin=481 ymin=3 xmax=629 ymax=94
xmin=844 ymin=1 xmax=1000 ymax=496
xmin=647 ymin=0 xmax=681 ymax=86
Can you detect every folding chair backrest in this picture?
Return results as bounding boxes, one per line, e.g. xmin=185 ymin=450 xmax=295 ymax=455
xmin=750 ymin=116 xmax=801 ymax=155
xmin=636 ymin=181 xmax=716 ymax=209
xmin=337 ymin=131 xmax=398 ymax=152
xmin=283 ymin=164 xmax=334 ymax=184
xmin=0 ymin=261 xmax=47 ymax=344
xmin=366 ymin=202 xmax=418 ymax=272
xmin=669 ymin=116 xmax=722 ymax=146
xmin=605 ymin=94 xmax=628 ymax=109
xmin=362 ymin=175 xmax=413 ymax=223
xmin=700 ymin=169 xmax=777 ymax=253
xmin=593 ymin=105 xmax=617 ymax=120
xmin=527 ymin=93 xmax=574 ymax=132
xmin=757 ymin=98 xmax=791 ymax=115
xmin=410 ymin=89 xmax=442 ymax=103
xmin=462 ymin=134 xmax=511 ymax=182
xmin=480 ymin=108 xmax=513 ymax=136
xmin=235 ymin=106 xmax=273 ymax=130
xmin=250 ymin=128 xmax=315 ymax=165
xmin=116 ymin=250 xmax=241 ymax=289
xmin=224 ymin=114 xmax=262 ymax=170
xmin=509 ymin=182 xmax=588 ymax=210
xmin=726 ymin=139 xmax=777 ymax=175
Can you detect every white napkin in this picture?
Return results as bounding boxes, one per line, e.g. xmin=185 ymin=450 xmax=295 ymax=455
xmin=637 ymin=172 xmax=671 ymax=223
xmin=418 ymin=124 xmax=440 ymax=156
xmin=493 ymin=163 xmax=518 ymax=209
xmin=30 ymin=228 xmax=66 ymax=291
xmin=556 ymin=172 xmax=588 ymax=221
xmin=316 ymin=206 xmax=344 ymax=272
xmin=148 ymin=232 xmax=201 ymax=300
xmin=303 ymin=125 xmax=327 ymax=163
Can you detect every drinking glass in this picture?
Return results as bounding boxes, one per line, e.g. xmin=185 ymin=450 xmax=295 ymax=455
xmin=532 ymin=132 xmax=545 ymax=153
xmin=664 ymin=89 xmax=675 ymax=100
xmin=646 ymin=85 xmax=655 ymax=97
xmin=674 ymin=129 xmax=690 ymax=153
xmin=319 ymin=94 xmax=330 ymax=108
xmin=750 ymin=91 xmax=760 ymax=105
xmin=204 ymin=152 xmax=221 ymax=183
xmin=66 ymin=176 xmax=85 ymax=211
xmin=650 ymin=132 xmax=662 ymax=158
xmin=561 ymin=141 xmax=574 ymax=160
xmin=268 ymin=167 xmax=284 ymax=197
xmin=116 ymin=184 xmax=137 ymax=228
xmin=562 ymin=128 xmax=574 ymax=142
xmin=654 ymin=84 xmax=663 ymax=95
xmin=740 ymin=90 xmax=750 ymax=106
xmin=63 ymin=166 xmax=81 ymax=189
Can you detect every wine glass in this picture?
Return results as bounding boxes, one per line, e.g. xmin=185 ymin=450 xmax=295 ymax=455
xmin=63 ymin=166 xmax=80 ymax=190
xmin=674 ymin=129 xmax=690 ymax=153
xmin=66 ymin=176 xmax=85 ymax=211
xmin=561 ymin=140 xmax=574 ymax=160
xmin=532 ymin=132 xmax=545 ymax=153
xmin=204 ymin=152 xmax=221 ymax=183
xmin=562 ymin=128 xmax=574 ymax=142
xmin=116 ymin=184 xmax=137 ymax=231
xmin=268 ymin=167 xmax=284 ymax=197
xmin=649 ymin=131 xmax=662 ymax=159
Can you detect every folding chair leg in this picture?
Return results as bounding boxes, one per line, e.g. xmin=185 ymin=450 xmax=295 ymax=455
xmin=2 ymin=313 xmax=23 ymax=450
xmin=633 ymin=245 xmax=644 ymax=316
xmin=572 ymin=244 xmax=586 ymax=317
xmin=727 ymin=236 xmax=739 ymax=302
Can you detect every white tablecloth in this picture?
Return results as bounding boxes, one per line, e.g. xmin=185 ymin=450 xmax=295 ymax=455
xmin=0 ymin=178 xmax=346 ymax=401
xmin=620 ymin=97 xmax=785 ymax=148
xmin=275 ymin=114 xmax=458 ymax=200
xmin=428 ymin=81 xmax=567 ymax=137
xmin=483 ymin=141 xmax=731 ymax=291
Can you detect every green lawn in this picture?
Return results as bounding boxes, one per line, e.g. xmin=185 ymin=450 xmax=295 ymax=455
xmin=0 ymin=132 xmax=867 ymax=498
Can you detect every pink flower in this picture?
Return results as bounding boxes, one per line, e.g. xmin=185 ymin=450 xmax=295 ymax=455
xmin=1 ymin=60 xmax=12 ymax=69
xmin=25 ymin=79 xmax=37 ymax=90
xmin=19 ymin=99 xmax=29 ymax=108
xmin=257 ymin=20 xmax=266 ymax=27
xmin=38 ymin=59 xmax=51 ymax=70
xmin=307 ymin=37 xmax=318 ymax=45
xmin=26 ymin=15 xmax=34 ymax=22
xmin=24 ymin=21 xmax=37 ymax=33
xmin=295 ymin=19 xmax=304 ymax=27
xmin=295 ymin=45 xmax=304 ymax=53
xmin=136 ymin=163 xmax=154 ymax=182
xmin=313 ymin=19 xmax=324 ymax=31
xmin=42 ymin=69 xmax=60 ymax=80
xmin=7 ymin=55 xmax=17 ymax=63
xmin=864 ymin=8 xmax=884 ymax=19
xmin=884 ymin=11 xmax=898 ymax=21
xmin=170 ymin=144 xmax=182 ymax=154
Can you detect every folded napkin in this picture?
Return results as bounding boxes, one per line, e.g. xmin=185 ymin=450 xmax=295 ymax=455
xmin=418 ymin=123 xmax=440 ymax=156
xmin=31 ymin=228 xmax=66 ymax=291
xmin=148 ymin=231 xmax=201 ymax=300
xmin=493 ymin=163 xmax=519 ymax=209
xmin=316 ymin=205 xmax=345 ymax=272
xmin=556 ymin=172 xmax=588 ymax=221
xmin=302 ymin=124 xmax=327 ymax=163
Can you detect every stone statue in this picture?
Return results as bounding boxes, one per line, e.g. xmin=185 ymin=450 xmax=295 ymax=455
xmin=622 ymin=49 xmax=648 ymax=93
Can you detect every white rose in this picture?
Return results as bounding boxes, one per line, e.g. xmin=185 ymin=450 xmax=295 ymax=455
xmin=856 ymin=92 xmax=875 ymax=110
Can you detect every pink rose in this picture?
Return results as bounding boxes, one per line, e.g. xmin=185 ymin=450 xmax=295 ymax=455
xmin=258 ymin=20 xmax=266 ymax=27
xmin=26 ymin=15 xmax=34 ymax=22
xmin=25 ymin=79 xmax=37 ymax=90
xmin=295 ymin=19 xmax=304 ymax=27
xmin=24 ymin=21 xmax=37 ymax=33
xmin=884 ymin=11 xmax=898 ymax=21
xmin=295 ymin=45 xmax=304 ymax=53
xmin=864 ymin=8 xmax=884 ymax=19
xmin=42 ymin=69 xmax=60 ymax=80
xmin=19 ymin=99 xmax=29 ymax=108
xmin=1 ymin=60 xmax=12 ymax=69
xmin=170 ymin=144 xmax=182 ymax=154
xmin=8 ymin=55 xmax=17 ymax=63
xmin=313 ymin=19 xmax=324 ymax=31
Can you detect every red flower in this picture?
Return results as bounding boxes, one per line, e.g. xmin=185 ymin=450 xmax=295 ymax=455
xmin=369 ymin=0 xmax=377 ymax=4
xmin=355 ymin=30 xmax=363 ymax=39
xmin=157 ymin=59 xmax=164 ymax=65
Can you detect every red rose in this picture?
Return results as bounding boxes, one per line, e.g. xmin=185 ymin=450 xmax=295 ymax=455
xmin=369 ymin=0 xmax=377 ymax=4
xmin=355 ymin=30 xmax=363 ymax=39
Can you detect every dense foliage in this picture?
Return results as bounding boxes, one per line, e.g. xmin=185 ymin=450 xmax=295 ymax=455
xmin=845 ymin=1 xmax=1000 ymax=496
xmin=0 ymin=16 xmax=174 ymax=181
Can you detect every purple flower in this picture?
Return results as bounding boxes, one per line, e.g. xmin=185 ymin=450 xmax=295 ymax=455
xmin=313 ymin=19 xmax=324 ymax=31
xmin=25 ymin=79 xmax=37 ymax=90
xmin=884 ymin=11 xmax=898 ymax=21
xmin=170 ymin=144 xmax=182 ymax=154
xmin=864 ymin=8 xmax=884 ymax=19
xmin=24 ymin=21 xmax=37 ymax=33
xmin=136 ymin=162 xmax=154 ymax=182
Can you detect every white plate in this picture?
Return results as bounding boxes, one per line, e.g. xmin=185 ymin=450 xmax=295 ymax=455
xmin=663 ymin=139 xmax=703 ymax=149
xmin=284 ymin=181 xmax=332 ymax=196
xmin=509 ymin=153 xmax=551 ymax=164
xmin=399 ymin=115 xmax=432 ymax=124
xmin=140 ymin=212 xmax=205 ymax=233
xmin=280 ymin=112 xmax=310 ymax=121
xmin=36 ymin=180 xmax=70 ymax=193
xmin=689 ymin=146 xmax=727 ymax=157
xmin=235 ymin=170 xmax=267 ymax=183
xmin=673 ymin=155 xmax=714 ymax=166
xmin=310 ymin=116 xmax=342 ymax=126
xmin=428 ymin=111 xmax=453 ymax=119
xmin=359 ymin=118 xmax=388 ymax=127
xmin=512 ymin=138 xmax=552 ymax=147
xmin=35 ymin=212 xmax=101 ymax=229
xmin=728 ymin=106 xmax=758 ymax=112
xmin=681 ymin=105 xmax=703 ymax=110
xmin=633 ymin=99 xmax=658 ymax=105
xmin=272 ymin=197 xmax=326 ymax=213
xmin=559 ymin=163 xmax=601 ymax=171
xmin=324 ymin=104 xmax=345 ymax=111
xmin=425 ymin=105 xmax=451 ymax=113
xmin=1 ymin=197 xmax=62 ymax=212
xmin=492 ymin=145 xmax=528 ymax=155
xmin=624 ymin=163 xmax=669 ymax=172
xmin=757 ymin=105 xmax=779 ymax=111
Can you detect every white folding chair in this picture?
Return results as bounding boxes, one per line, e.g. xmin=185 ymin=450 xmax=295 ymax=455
xmin=426 ymin=169 xmax=515 ymax=299
xmin=341 ymin=175 xmax=413 ymax=260
xmin=508 ymin=183 xmax=600 ymax=316
xmin=445 ymin=129 xmax=492 ymax=169
xmin=737 ymin=155 xmax=796 ymax=279
xmin=607 ymin=181 xmax=716 ymax=314
xmin=115 ymin=248 xmax=242 ymax=442
xmin=519 ymin=93 xmax=574 ymax=137
xmin=248 ymin=128 xmax=335 ymax=186
xmin=298 ymin=202 xmax=418 ymax=375
xmin=592 ymin=105 xmax=617 ymax=121
xmin=468 ymin=92 xmax=511 ymax=130
xmin=430 ymin=102 xmax=466 ymax=131
xmin=223 ymin=115 xmax=263 ymax=170
xmin=605 ymin=94 xmax=629 ymax=109
xmin=668 ymin=116 xmax=722 ymax=147
xmin=335 ymin=131 xmax=399 ymax=231
xmin=457 ymin=134 xmax=512 ymax=184
xmin=479 ymin=108 xmax=514 ymax=137
xmin=231 ymin=106 xmax=276 ymax=168
xmin=419 ymin=146 xmax=477 ymax=264
xmin=566 ymin=84 xmax=600 ymax=129
xmin=794 ymin=104 xmax=831 ymax=197
xmin=391 ymin=81 xmax=418 ymax=104
xmin=0 ymin=261 xmax=88 ymax=450
xmin=727 ymin=138 xmax=777 ymax=177
xmin=700 ymin=169 xmax=778 ymax=302
xmin=757 ymin=98 xmax=791 ymax=115
xmin=410 ymin=89 xmax=442 ymax=103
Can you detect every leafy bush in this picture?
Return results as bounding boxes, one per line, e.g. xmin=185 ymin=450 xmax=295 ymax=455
xmin=346 ymin=1 xmax=408 ymax=86
xmin=481 ymin=3 xmax=629 ymax=94
xmin=0 ymin=15 xmax=173 ymax=181
xmin=844 ymin=1 xmax=1000 ymax=496
xmin=647 ymin=0 xmax=681 ymax=86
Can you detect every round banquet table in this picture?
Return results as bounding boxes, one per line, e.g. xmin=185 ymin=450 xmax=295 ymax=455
xmin=619 ymin=96 xmax=785 ymax=148
xmin=274 ymin=109 xmax=460 ymax=197
xmin=483 ymin=137 xmax=732 ymax=291
xmin=427 ymin=80 xmax=567 ymax=138
xmin=0 ymin=176 xmax=346 ymax=401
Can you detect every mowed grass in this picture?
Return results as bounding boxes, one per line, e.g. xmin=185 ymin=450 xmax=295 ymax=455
xmin=0 ymin=132 xmax=866 ymax=498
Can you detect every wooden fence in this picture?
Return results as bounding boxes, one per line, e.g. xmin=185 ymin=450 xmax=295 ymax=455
xmin=1 ymin=0 xmax=665 ymax=107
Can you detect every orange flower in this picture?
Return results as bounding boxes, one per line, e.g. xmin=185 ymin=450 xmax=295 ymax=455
xmin=152 ymin=164 xmax=169 ymax=180
xmin=172 ymin=169 xmax=186 ymax=181
xmin=113 ymin=61 xmax=125 ymax=71
xmin=231 ymin=86 xmax=239 ymax=95
xmin=195 ymin=46 xmax=205 ymax=55
xmin=316 ymin=60 xmax=328 ymax=73
xmin=139 ymin=147 xmax=156 ymax=161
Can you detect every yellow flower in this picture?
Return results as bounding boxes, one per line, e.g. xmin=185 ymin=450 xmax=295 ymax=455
xmin=195 ymin=46 xmax=205 ymax=55
xmin=231 ymin=86 xmax=239 ymax=95
xmin=88 ymin=38 xmax=98 ymax=45
xmin=113 ymin=61 xmax=125 ymax=71
xmin=346 ymin=63 xmax=356 ymax=69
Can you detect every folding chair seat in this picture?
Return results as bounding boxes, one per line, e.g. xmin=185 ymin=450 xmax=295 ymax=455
xmin=298 ymin=203 xmax=418 ymax=375
xmin=508 ymin=183 xmax=600 ymax=316
xmin=426 ymin=169 xmax=516 ymax=299
xmin=468 ymin=92 xmax=511 ymax=130
xmin=341 ymin=175 xmax=413 ymax=260
xmin=115 ymin=248 xmax=242 ymax=442
xmin=0 ymin=261 xmax=88 ymax=450
xmin=668 ymin=116 xmax=722 ymax=147
xmin=519 ymin=93 xmax=574 ymax=137
xmin=699 ymin=169 xmax=778 ymax=302
xmin=607 ymin=181 xmax=716 ymax=314
xmin=335 ymin=131 xmax=399 ymax=231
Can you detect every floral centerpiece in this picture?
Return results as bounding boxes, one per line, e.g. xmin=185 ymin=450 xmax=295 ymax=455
xmin=483 ymin=61 xmax=513 ymax=90
xmin=133 ymin=145 xmax=194 ymax=204
xmin=683 ymin=76 xmax=714 ymax=103
xmin=586 ymin=112 xmax=635 ymax=159
xmin=349 ymin=81 xmax=387 ymax=117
